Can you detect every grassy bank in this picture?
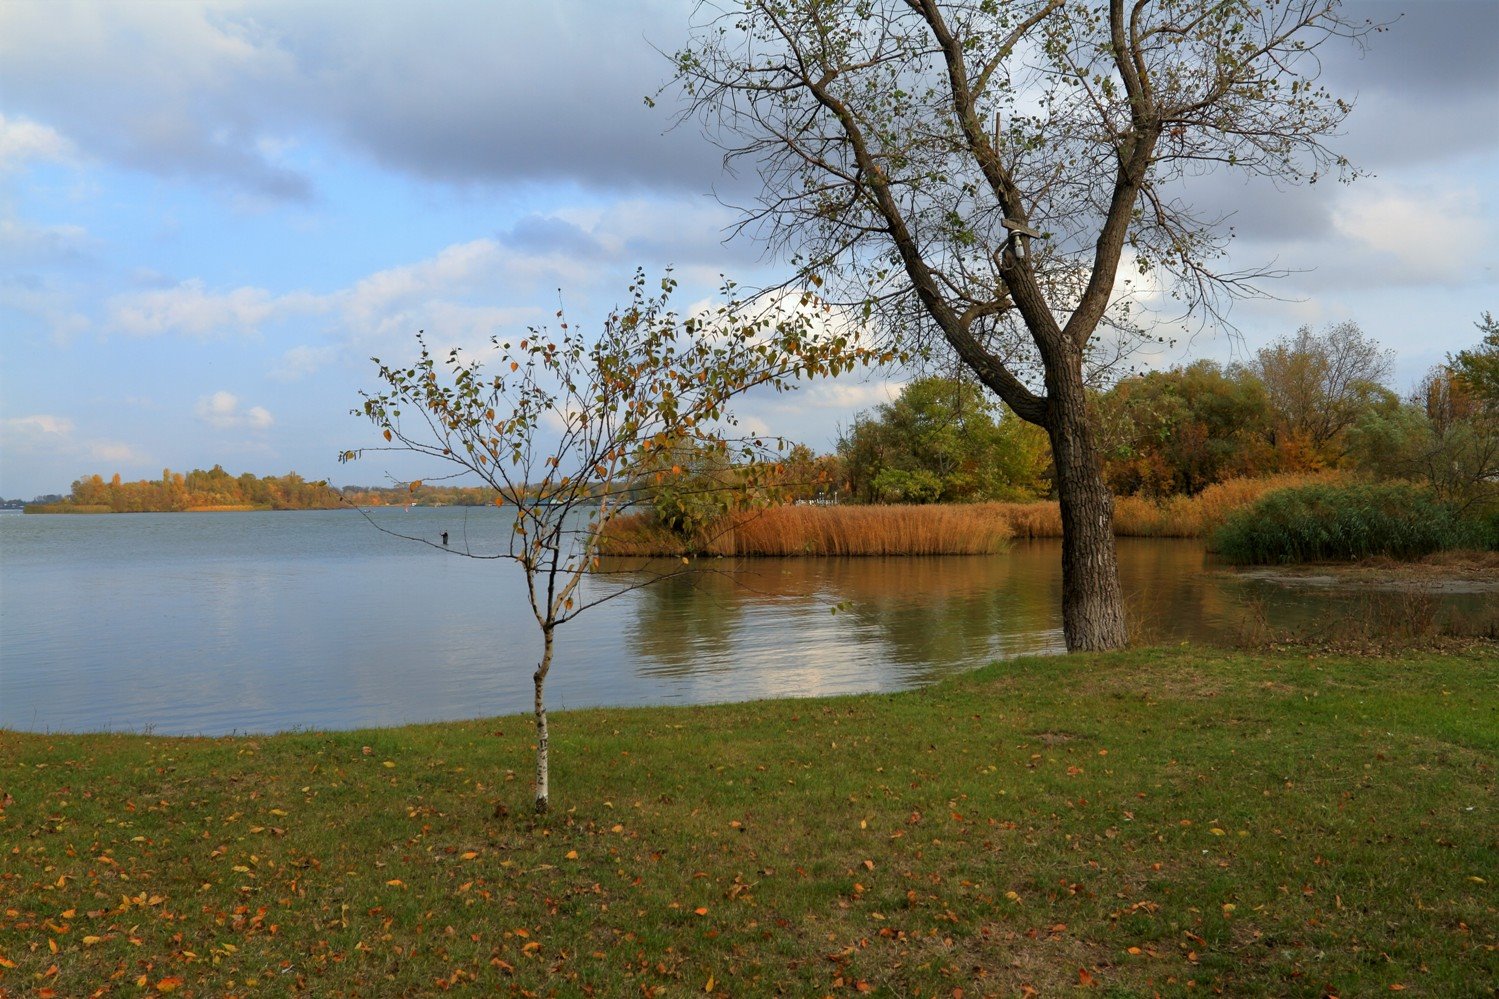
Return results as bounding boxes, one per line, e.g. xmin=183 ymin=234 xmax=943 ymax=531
xmin=2 ymin=646 xmax=1494 ymax=996
xmin=602 ymin=473 xmax=1344 ymax=555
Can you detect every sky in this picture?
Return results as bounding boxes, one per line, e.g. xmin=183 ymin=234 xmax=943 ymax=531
xmin=2 ymin=0 xmax=1496 ymax=500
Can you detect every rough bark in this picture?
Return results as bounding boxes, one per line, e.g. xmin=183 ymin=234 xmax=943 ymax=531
xmin=533 ymin=627 xmax=553 ymax=814
xmin=1045 ymin=355 xmax=1128 ymax=651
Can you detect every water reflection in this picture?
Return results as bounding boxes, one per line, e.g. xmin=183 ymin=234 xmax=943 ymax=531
xmin=3 ymin=511 xmax=1492 ymax=736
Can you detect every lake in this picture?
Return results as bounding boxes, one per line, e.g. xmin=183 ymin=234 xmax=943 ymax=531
xmin=1 ymin=508 xmax=1490 ymax=735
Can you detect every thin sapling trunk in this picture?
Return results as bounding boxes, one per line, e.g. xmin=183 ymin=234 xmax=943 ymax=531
xmin=533 ymin=625 xmax=553 ymax=814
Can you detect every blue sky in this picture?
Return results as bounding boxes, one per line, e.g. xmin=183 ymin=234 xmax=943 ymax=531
xmin=2 ymin=0 xmax=1496 ymax=500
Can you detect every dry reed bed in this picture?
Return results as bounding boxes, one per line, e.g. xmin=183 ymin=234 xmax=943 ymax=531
xmin=599 ymin=472 xmax=1348 ymax=556
xmin=601 ymin=503 xmax=1014 ymax=556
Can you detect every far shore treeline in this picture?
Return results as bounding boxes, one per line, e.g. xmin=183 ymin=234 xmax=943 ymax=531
xmin=21 ymin=466 xmax=506 ymax=514
xmin=17 ymin=316 xmax=1498 ymax=552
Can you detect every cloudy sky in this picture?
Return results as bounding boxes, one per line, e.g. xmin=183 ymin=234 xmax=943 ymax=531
xmin=2 ymin=0 xmax=1496 ymax=500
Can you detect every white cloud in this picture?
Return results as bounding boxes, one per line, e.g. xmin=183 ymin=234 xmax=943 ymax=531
xmin=2 ymin=414 xmax=75 ymax=445
xmin=796 ymin=380 xmax=904 ymax=411
xmin=270 ymin=344 xmax=337 ymax=381
xmin=1333 ymin=186 xmax=1490 ymax=284
xmin=98 ymin=238 xmax=561 ymax=362
xmin=107 ymin=280 xmax=328 ymax=339
xmin=0 ymin=217 xmax=92 ymax=261
xmin=0 ymin=414 xmax=146 ymax=467
xmin=89 ymin=440 xmax=149 ymax=463
xmin=0 ymin=113 xmax=73 ymax=170
xmin=344 ymin=240 xmax=500 ymax=314
xmin=194 ymin=391 xmax=273 ymax=430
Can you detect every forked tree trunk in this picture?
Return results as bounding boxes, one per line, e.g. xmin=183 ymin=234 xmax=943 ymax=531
xmin=533 ymin=627 xmax=554 ymax=814
xmin=1047 ymin=358 xmax=1129 ymax=652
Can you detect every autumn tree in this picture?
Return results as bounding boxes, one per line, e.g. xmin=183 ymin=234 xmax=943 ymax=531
xmin=1096 ymin=360 xmax=1273 ymax=496
xmin=670 ymin=0 xmax=1373 ymax=649
xmin=838 ymin=375 xmax=1049 ymax=502
xmin=346 ymin=271 xmax=879 ymax=814
xmin=1248 ymin=320 xmax=1394 ymax=465
xmin=1449 ymin=311 xmax=1499 ymax=408
xmin=1350 ymin=316 xmax=1499 ymax=515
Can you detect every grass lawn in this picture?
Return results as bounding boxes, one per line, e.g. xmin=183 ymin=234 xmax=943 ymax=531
xmin=2 ymin=646 xmax=1494 ymax=997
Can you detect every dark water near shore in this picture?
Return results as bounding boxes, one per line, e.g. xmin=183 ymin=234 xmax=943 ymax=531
xmin=1 ymin=509 xmax=1490 ymax=735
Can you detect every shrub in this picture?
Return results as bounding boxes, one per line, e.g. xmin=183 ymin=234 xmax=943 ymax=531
xmin=1210 ymin=483 xmax=1471 ymax=564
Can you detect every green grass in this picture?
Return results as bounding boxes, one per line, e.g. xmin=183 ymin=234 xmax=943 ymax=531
xmin=2 ymin=646 xmax=1495 ymax=997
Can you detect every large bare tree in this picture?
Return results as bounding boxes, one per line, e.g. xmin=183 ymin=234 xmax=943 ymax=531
xmin=670 ymin=0 xmax=1374 ymax=650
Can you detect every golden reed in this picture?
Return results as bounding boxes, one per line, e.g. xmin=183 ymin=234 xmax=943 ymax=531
xmin=598 ymin=473 xmax=1348 ymax=556
xmin=600 ymin=503 xmax=1014 ymax=557
xmin=993 ymin=472 xmax=1347 ymax=539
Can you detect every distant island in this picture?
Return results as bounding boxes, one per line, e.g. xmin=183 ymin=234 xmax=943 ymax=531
xmin=22 ymin=465 xmax=503 ymax=514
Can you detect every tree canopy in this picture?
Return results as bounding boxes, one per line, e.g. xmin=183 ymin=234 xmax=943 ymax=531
xmin=838 ymin=375 xmax=1049 ymax=503
xmin=672 ymin=0 xmax=1375 ymax=650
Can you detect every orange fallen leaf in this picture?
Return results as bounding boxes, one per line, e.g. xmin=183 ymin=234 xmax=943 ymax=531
xmin=1078 ymin=968 xmax=1095 ymax=987
xmin=694 ymin=907 xmax=709 ymax=916
xmin=156 ymin=978 xmax=185 ymax=993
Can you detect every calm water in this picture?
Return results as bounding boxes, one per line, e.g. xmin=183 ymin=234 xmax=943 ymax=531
xmin=1 ymin=509 xmax=1491 ymax=735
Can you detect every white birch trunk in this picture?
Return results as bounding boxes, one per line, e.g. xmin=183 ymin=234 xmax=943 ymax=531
xmin=532 ymin=627 xmax=554 ymax=814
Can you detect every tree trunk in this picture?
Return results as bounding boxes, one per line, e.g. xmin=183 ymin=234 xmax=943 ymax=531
xmin=1047 ymin=358 xmax=1129 ymax=652
xmin=533 ymin=626 xmax=554 ymax=814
